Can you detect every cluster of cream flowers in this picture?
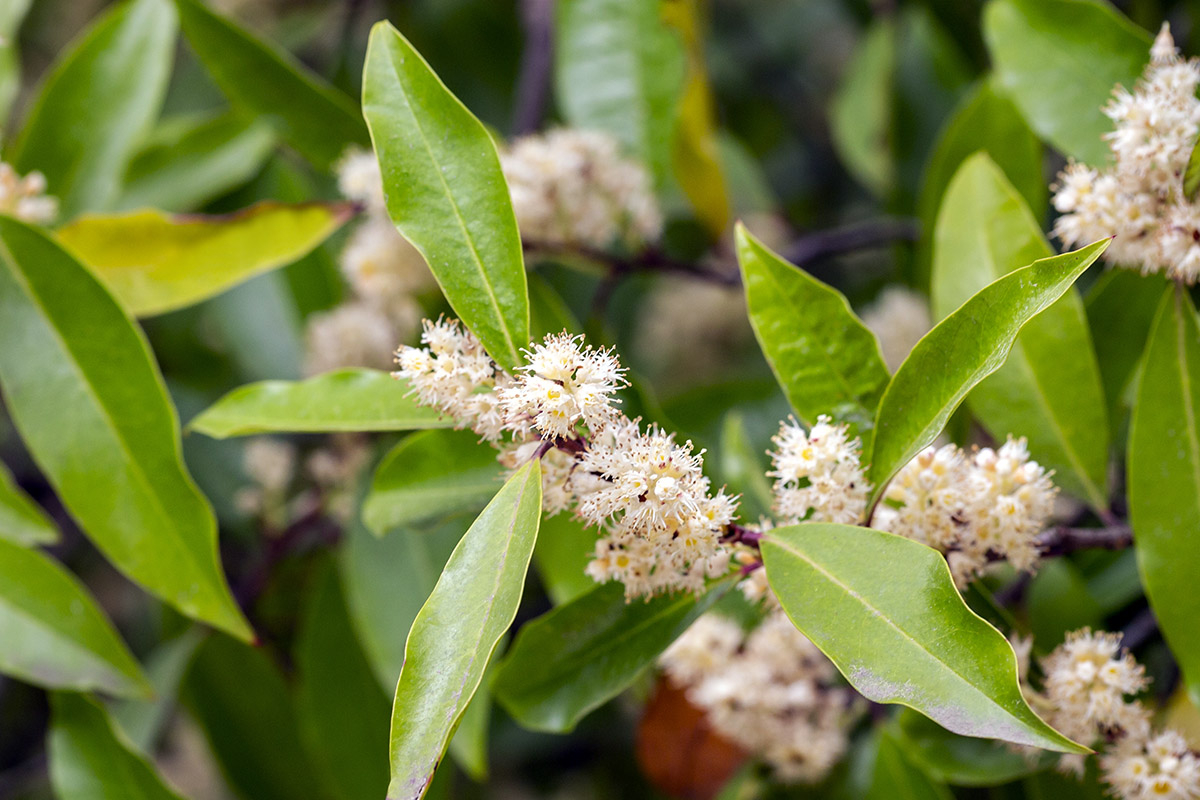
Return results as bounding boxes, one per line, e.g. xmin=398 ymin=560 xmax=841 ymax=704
xmin=1052 ymin=25 xmax=1200 ymax=283
xmin=768 ymin=416 xmax=870 ymax=525
xmin=872 ymin=438 xmax=1057 ymax=586
xmin=500 ymin=129 xmax=662 ymax=251
xmin=1019 ymin=628 xmax=1199 ymax=799
xmin=0 ymin=162 xmax=57 ymax=224
xmin=235 ymin=434 xmax=371 ymax=526
xmin=395 ymin=318 xmax=738 ymax=598
xmin=660 ymin=612 xmax=861 ymax=783
xmin=860 ymin=286 xmax=931 ymax=372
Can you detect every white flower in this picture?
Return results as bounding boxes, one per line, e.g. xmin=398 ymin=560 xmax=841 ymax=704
xmin=336 ymin=147 xmax=387 ymax=215
xmin=303 ymin=301 xmax=411 ymax=377
xmin=0 ymin=163 xmax=57 ymax=224
xmin=860 ymin=287 xmax=931 ymax=372
xmin=339 ymin=217 xmax=435 ymax=314
xmin=242 ymin=438 xmax=296 ymax=494
xmin=769 ymin=416 xmax=869 ymax=526
xmin=1101 ymin=729 xmax=1200 ymax=800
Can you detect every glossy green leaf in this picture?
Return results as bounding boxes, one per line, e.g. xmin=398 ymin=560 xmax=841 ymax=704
xmin=556 ymin=0 xmax=687 ymax=188
xmin=868 ymin=238 xmax=1109 ymax=506
xmin=932 ymin=153 xmax=1108 ymax=507
xmin=362 ymin=22 xmax=529 ymax=371
xmin=737 ymin=224 xmax=889 ymax=446
xmin=892 ymin=709 xmax=1050 ymax=786
xmin=1086 ymin=269 xmax=1170 ymax=435
xmin=829 ymin=19 xmax=895 ymax=196
xmin=110 ymin=628 xmax=206 ymax=753
xmin=9 ymin=0 xmax=176 ymax=217
xmin=847 ymin=727 xmax=953 ymax=800
xmin=1128 ymin=285 xmax=1200 ymax=706
xmin=117 ymin=112 xmax=277 ymax=212
xmin=531 ymin=512 xmax=597 ymax=606
xmin=173 ymin=0 xmax=367 ymax=170
xmin=0 ymin=539 xmax=148 ymax=697
xmin=493 ymin=578 xmax=726 ymax=733
xmin=189 ymin=370 xmax=451 ymax=438
xmin=984 ymin=0 xmax=1150 ymax=164
xmin=389 ymin=461 xmax=542 ymax=799
xmin=364 ymin=429 xmax=503 ymax=536
xmin=0 ymin=460 xmax=57 ymax=546
xmin=183 ymin=635 xmax=325 ymax=800
xmin=0 ymin=217 xmax=252 ymax=641
xmin=0 ymin=0 xmax=31 ymax=127
xmin=48 ymin=693 xmax=183 ymax=800
xmin=1027 ymin=560 xmax=1103 ymax=649
xmin=57 ymin=202 xmax=353 ymax=317
xmin=717 ymin=411 xmax=773 ymax=520
xmin=297 ymin=562 xmax=390 ymax=800
xmin=761 ymin=523 xmax=1087 ymax=752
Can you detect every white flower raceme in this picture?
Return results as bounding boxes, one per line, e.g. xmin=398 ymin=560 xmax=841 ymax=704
xmin=0 ymin=163 xmax=57 ymax=224
xmin=874 ymin=437 xmax=1057 ymax=585
xmin=768 ymin=416 xmax=869 ymax=525
xmin=337 ymin=148 xmax=388 ymax=215
xmin=339 ymin=217 xmax=436 ymax=315
xmin=501 ymin=129 xmax=662 ymax=251
xmin=635 ymin=278 xmax=754 ymax=386
xmin=1052 ymin=24 xmax=1200 ymax=282
xmin=1101 ymin=729 xmax=1200 ymax=800
xmin=234 ymin=437 xmax=296 ymax=521
xmin=303 ymin=301 xmax=410 ymax=377
xmin=660 ymin=612 xmax=860 ymax=783
xmin=860 ymin=286 xmax=931 ymax=372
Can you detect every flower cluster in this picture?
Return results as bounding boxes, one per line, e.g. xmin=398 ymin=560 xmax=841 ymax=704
xmin=1101 ymin=730 xmax=1200 ymax=800
xmin=0 ymin=162 xmax=57 ymax=224
xmin=1052 ymin=25 xmax=1200 ymax=283
xmin=873 ymin=437 xmax=1057 ymax=586
xmin=395 ymin=318 xmax=739 ymax=598
xmin=635 ymin=278 xmax=755 ymax=387
xmin=768 ymin=416 xmax=870 ymax=525
xmin=660 ymin=612 xmax=861 ymax=783
xmin=860 ymin=286 xmax=931 ymax=372
xmin=500 ymin=129 xmax=662 ymax=251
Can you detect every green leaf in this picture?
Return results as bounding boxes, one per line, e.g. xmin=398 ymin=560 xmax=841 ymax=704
xmin=9 ymin=0 xmax=176 ymax=217
xmin=173 ymin=0 xmax=367 ymax=170
xmin=362 ymin=22 xmax=529 ymax=371
xmin=931 ymin=153 xmax=1108 ymax=508
xmin=1027 ymin=560 xmax=1103 ymax=649
xmin=0 ymin=0 xmax=32 ymax=127
xmin=183 ymin=635 xmax=326 ymax=800
xmin=984 ymin=0 xmax=1150 ymax=164
xmin=0 ymin=216 xmax=252 ymax=641
xmin=1086 ymin=269 xmax=1170 ymax=436
xmin=737 ymin=224 xmax=890 ymax=446
xmin=57 ymin=202 xmax=353 ymax=317
xmin=48 ymin=693 xmax=183 ymax=800
xmin=892 ymin=709 xmax=1050 ymax=786
xmin=868 ymin=237 xmax=1109 ymax=506
xmin=555 ymin=0 xmax=687 ymax=189
xmin=0 ymin=460 xmax=58 ymax=546
xmin=847 ymin=727 xmax=953 ymax=800
xmin=296 ymin=562 xmax=390 ymax=800
xmin=388 ymin=461 xmax=542 ymax=800
xmin=492 ymin=579 xmax=726 ymax=733
xmin=829 ymin=19 xmax=895 ymax=196
xmin=110 ymin=628 xmax=206 ymax=753
xmin=189 ymin=369 xmax=452 ymax=438
xmin=1184 ymin=136 xmax=1200 ymax=203
xmin=364 ymin=429 xmax=503 ymax=536
xmin=117 ymin=112 xmax=277 ymax=212
xmin=760 ymin=523 xmax=1087 ymax=753
xmin=1128 ymin=284 xmax=1200 ymax=707
xmin=532 ymin=512 xmax=597 ymax=606
xmin=717 ymin=411 xmax=773 ymax=520
xmin=0 ymin=539 xmax=149 ymax=697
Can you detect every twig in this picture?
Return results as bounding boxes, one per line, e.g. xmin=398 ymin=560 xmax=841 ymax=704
xmin=1035 ymin=524 xmax=1133 ymax=558
xmin=782 ymin=217 xmax=920 ymax=267
xmin=511 ymin=0 xmax=555 ymax=136
xmin=1120 ymin=607 xmax=1159 ymax=651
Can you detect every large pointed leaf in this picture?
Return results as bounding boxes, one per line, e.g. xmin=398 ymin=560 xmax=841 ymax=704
xmin=932 ymin=153 xmax=1108 ymax=508
xmin=829 ymin=19 xmax=895 ymax=196
xmin=868 ymin=238 xmax=1109 ymax=506
xmin=388 ymin=461 xmax=542 ymax=800
xmin=1128 ymin=285 xmax=1200 ymax=706
xmin=737 ymin=224 xmax=889 ymax=445
xmin=0 ymin=217 xmax=252 ymax=641
xmin=362 ymin=22 xmax=529 ymax=371
xmin=48 ymin=693 xmax=183 ymax=800
xmin=760 ymin=523 xmax=1086 ymax=752
xmin=0 ymin=539 xmax=149 ymax=697
xmin=555 ymin=0 xmax=687 ymax=188
xmin=110 ymin=628 xmax=206 ymax=753
xmin=983 ymin=0 xmax=1150 ymax=164
xmin=891 ymin=709 xmax=1050 ymax=786
xmin=57 ymin=202 xmax=353 ymax=317
xmin=9 ymin=0 xmax=176 ymax=217
xmin=531 ymin=512 xmax=597 ymax=606
xmin=173 ymin=0 xmax=367 ymax=170
xmin=493 ymin=578 xmax=727 ymax=733
xmin=189 ymin=370 xmax=452 ymax=438
xmin=0 ymin=461 xmax=57 ymax=546
xmin=364 ymin=429 xmax=503 ymax=536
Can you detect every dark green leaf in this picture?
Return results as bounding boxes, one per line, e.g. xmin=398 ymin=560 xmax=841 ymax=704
xmin=532 ymin=512 xmax=597 ymax=606
xmin=189 ymin=370 xmax=452 ymax=438
xmin=388 ymin=461 xmax=542 ymax=799
xmin=0 ymin=0 xmax=32 ymax=127
xmin=9 ymin=0 xmax=176 ymax=217
xmin=846 ymin=727 xmax=953 ymax=800
xmin=1128 ymin=284 xmax=1200 ymax=706
xmin=362 ymin=22 xmax=529 ymax=371
xmin=1027 ymin=560 xmax=1103 ymax=649
xmin=892 ymin=709 xmax=1050 ymax=786
xmin=0 ymin=460 xmax=57 ymax=546
xmin=0 ymin=539 xmax=149 ymax=697
xmin=110 ymin=628 xmax=206 ymax=753
xmin=0 ymin=216 xmax=252 ymax=641
xmin=829 ymin=19 xmax=895 ymax=196
xmin=761 ymin=523 xmax=1087 ymax=752
xmin=173 ymin=0 xmax=367 ymax=170
xmin=868 ymin=238 xmax=1109 ymax=506
xmin=717 ymin=411 xmax=773 ymax=521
